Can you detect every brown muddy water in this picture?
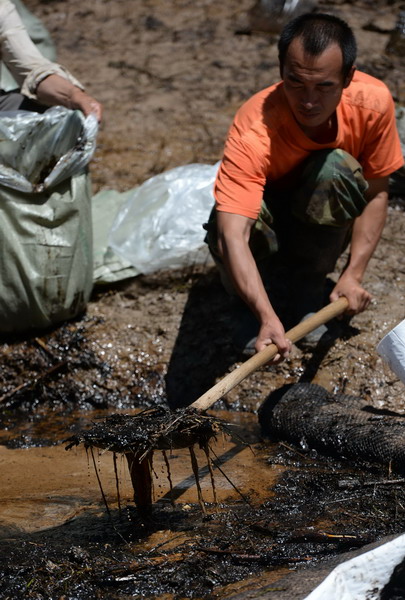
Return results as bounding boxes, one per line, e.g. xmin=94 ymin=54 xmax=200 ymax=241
xmin=2 ymin=388 xmax=405 ymax=599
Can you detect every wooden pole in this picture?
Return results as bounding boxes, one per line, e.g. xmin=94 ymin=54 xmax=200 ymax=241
xmin=191 ymin=297 xmax=349 ymax=412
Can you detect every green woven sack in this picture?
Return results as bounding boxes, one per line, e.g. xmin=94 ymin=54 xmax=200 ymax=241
xmin=0 ymin=107 xmax=97 ymax=332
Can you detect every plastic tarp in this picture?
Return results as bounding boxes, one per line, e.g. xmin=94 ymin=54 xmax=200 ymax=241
xmin=92 ymin=188 xmax=138 ymax=284
xmin=0 ymin=106 xmax=98 ymax=332
xmin=107 ymin=162 xmax=219 ymax=276
xmin=303 ymin=533 xmax=405 ymax=600
xmin=377 ymin=318 xmax=405 ymax=384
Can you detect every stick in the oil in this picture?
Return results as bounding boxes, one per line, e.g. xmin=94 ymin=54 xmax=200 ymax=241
xmin=191 ymin=297 xmax=349 ymax=412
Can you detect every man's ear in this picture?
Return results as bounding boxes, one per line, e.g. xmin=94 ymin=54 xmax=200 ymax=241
xmin=344 ymin=66 xmax=356 ymax=88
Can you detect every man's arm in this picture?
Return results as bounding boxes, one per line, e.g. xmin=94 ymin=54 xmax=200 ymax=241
xmin=0 ymin=0 xmax=102 ymax=120
xmin=217 ymin=211 xmax=291 ymax=357
xmin=330 ymin=176 xmax=389 ymax=313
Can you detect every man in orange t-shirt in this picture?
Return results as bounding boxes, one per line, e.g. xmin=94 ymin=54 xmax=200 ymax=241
xmin=206 ymin=12 xmax=403 ymax=358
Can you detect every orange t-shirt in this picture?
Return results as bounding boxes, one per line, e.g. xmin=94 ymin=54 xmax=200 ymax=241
xmin=214 ymin=70 xmax=404 ymax=220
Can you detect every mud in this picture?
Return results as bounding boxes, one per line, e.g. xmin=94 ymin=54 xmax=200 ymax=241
xmin=2 ymin=439 xmax=405 ymax=599
xmin=0 ymin=0 xmax=405 ymax=598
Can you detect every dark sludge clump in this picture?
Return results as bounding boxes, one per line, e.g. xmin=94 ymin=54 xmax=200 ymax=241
xmin=66 ymin=407 xmax=235 ymax=515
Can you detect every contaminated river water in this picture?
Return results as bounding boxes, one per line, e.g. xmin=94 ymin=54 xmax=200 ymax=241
xmin=1 ymin=405 xmax=405 ymax=599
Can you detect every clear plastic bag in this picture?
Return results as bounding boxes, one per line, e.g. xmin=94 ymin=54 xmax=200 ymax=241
xmin=0 ymin=106 xmax=97 ymax=192
xmin=108 ymin=162 xmax=219 ymax=274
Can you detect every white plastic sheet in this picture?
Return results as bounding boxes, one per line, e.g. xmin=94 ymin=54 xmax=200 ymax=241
xmin=108 ymin=162 xmax=219 ymax=274
xmin=377 ymin=319 xmax=405 ymax=384
xmin=303 ymin=534 xmax=405 ymax=600
xmin=92 ymin=188 xmax=139 ymax=284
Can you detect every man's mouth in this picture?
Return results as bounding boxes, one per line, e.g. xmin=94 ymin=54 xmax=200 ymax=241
xmin=298 ymin=109 xmax=320 ymax=118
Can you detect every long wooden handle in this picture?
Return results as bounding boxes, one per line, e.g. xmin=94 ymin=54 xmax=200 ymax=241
xmin=190 ymin=296 xmax=349 ymax=412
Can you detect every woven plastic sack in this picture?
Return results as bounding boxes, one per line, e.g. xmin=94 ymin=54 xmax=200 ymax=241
xmin=108 ymin=162 xmax=219 ymax=274
xmin=0 ymin=106 xmax=97 ymax=332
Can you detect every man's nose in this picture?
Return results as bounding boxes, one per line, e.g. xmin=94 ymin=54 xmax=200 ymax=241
xmin=300 ymin=90 xmax=318 ymax=108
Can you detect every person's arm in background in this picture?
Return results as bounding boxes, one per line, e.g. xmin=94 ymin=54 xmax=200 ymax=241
xmin=0 ymin=0 xmax=102 ymax=120
xmin=330 ymin=177 xmax=388 ymax=313
xmin=217 ymin=210 xmax=292 ymax=358
xmin=35 ymin=74 xmax=102 ymax=120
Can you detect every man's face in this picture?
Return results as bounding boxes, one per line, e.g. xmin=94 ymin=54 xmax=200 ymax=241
xmin=281 ymin=38 xmax=354 ymax=136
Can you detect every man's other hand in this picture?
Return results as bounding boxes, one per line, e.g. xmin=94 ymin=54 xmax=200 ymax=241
xmin=330 ymin=272 xmax=371 ymax=314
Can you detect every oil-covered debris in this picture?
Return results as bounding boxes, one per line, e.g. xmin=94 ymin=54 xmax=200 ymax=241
xmin=0 ymin=317 xmax=109 ymax=409
xmin=0 ymin=314 xmax=168 ymax=446
xmin=66 ymin=408 xmax=237 ymax=514
xmin=2 ymin=444 xmax=405 ymax=600
xmin=65 ymin=407 xmax=234 ymax=455
xmin=259 ymin=382 xmax=405 ymax=474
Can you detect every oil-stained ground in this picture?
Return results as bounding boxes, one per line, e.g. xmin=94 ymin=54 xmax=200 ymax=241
xmin=0 ymin=0 xmax=405 ymax=598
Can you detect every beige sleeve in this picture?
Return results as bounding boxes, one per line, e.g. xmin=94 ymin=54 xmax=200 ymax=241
xmin=0 ymin=0 xmax=84 ymax=98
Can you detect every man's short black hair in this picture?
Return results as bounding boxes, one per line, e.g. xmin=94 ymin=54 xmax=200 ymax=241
xmin=278 ymin=13 xmax=357 ymax=79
